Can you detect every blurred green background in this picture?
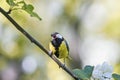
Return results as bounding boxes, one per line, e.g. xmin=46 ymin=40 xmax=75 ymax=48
xmin=0 ymin=0 xmax=120 ymax=80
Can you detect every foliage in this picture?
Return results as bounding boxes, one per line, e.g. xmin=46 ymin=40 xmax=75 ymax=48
xmin=6 ymin=0 xmax=42 ymax=20
xmin=112 ymin=73 xmax=120 ymax=80
xmin=0 ymin=0 xmax=120 ymax=80
xmin=73 ymin=63 xmax=120 ymax=80
xmin=73 ymin=65 xmax=94 ymax=80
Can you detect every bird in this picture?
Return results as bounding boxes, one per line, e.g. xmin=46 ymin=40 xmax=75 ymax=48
xmin=49 ymin=32 xmax=70 ymax=64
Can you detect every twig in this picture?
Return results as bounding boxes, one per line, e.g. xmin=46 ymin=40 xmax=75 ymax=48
xmin=6 ymin=9 xmax=12 ymax=14
xmin=0 ymin=7 xmax=79 ymax=80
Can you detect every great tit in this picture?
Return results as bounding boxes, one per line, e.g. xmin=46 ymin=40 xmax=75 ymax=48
xmin=49 ymin=32 xmax=70 ymax=64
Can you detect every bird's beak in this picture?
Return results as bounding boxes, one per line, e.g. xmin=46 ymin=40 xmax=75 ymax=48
xmin=51 ymin=34 xmax=56 ymax=39
xmin=51 ymin=33 xmax=53 ymax=37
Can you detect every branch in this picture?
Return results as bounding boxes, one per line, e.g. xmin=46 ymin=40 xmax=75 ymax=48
xmin=0 ymin=7 xmax=79 ymax=80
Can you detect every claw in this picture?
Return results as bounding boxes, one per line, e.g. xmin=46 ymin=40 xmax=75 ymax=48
xmin=49 ymin=50 xmax=53 ymax=57
xmin=59 ymin=64 xmax=65 ymax=68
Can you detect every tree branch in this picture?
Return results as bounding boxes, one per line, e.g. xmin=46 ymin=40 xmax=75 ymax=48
xmin=0 ymin=7 xmax=79 ymax=80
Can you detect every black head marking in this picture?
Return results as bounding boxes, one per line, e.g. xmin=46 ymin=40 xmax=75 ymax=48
xmin=51 ymin=32 xmax=59 ymax=38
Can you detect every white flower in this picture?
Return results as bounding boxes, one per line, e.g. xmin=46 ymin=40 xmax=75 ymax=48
xmin=92 ymin=62 xmax=113 ymax=80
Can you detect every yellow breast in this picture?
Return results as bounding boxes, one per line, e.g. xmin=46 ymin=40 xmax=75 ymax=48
xmin=58 ymin=41 xmax=69 ymax=59
xmin=49 ymin=42 xmax=56 ymax=54
xmin=49 ymin=41 xmax=69 ymax=59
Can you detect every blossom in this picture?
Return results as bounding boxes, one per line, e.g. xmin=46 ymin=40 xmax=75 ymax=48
xmin=92 ymin=62 xmax=113 ymax=80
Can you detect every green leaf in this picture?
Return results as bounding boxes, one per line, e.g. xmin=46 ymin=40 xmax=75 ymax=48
xmin=6 ymin=0 xmax=42 ymax=20
xmin=112 ymin=73 xmax=120 ymax=80
xmin=22 ymin=4 xmax=42 ymax=20
xmin=16 ymin=1 xmax=25 ymax=4
xmin=84 ymin=65 xmax=94 ymax=78
xmin=6 ymin=0 xmax=16 ymax=6
xmin=22 ymin=4 xmax=34 ymax=13
xmin=72 ymin=65 xmax=94 ymax=80
xmin=30 ymin=12 xmax=42 ymax=20
xmin=73 ymin=69 xmax=88 ymax=80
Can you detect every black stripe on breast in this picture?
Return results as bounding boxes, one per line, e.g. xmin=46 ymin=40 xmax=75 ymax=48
xmin=51 ymin=38 xmax=64 ymax=58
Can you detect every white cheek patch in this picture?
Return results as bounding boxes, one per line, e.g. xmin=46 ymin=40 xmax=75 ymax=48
xmin=56 ymin=34 xmax=63 ymax=39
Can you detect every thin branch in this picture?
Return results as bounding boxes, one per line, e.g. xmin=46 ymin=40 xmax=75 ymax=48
xmin=0 ymin=7 xmax=79 ymax=80
xmin=6 ymin=9 xmax=12 ymax=14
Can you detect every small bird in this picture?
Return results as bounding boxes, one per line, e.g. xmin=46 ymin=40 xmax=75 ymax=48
xmin=49 ymin=32 xmax=70 ymax=64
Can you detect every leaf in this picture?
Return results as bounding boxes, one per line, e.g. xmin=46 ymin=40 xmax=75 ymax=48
xmin=6 ymin=0 xmax=16 ymax=6
xmin=16 ymin=1 xmax=25 ymax=4
xmin=22 ymin=4 xmax=42 ymax=20
xmin=112 ymin=73 xmax=120 ymax=80
xmin=84 ymin=65 xmax=94 ymax=78
xmin=22 ymin=4 xmax=34 ymax=13
xmin=6 ymin=0 xmax=42 ymax=20
xmin=73 ymin=69 xmax=88 ymax=80
xmin=72 ymin=65 xmax=94 ymax=80
xmin=30 ymin=12 xmax=42 ymax=20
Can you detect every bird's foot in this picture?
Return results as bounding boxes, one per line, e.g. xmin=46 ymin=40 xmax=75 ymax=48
xmin=49 ymin=51 xmax=53 ymax=57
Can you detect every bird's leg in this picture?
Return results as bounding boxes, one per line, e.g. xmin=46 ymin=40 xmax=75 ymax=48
xmin=57 ymin=57 xmax=65 ymax=68
xmin=58 ymin=59 xmax=66 ymax=68
xmin=49 ymin=50 xmax=53 ymax=57
xmin=63 ymin=58 xmax=66 ymax=67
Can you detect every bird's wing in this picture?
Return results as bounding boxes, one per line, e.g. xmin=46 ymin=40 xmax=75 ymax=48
xmin=64 ymin=39 xmax=69 ymax=52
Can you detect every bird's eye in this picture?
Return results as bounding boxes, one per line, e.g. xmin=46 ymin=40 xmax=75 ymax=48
xmin=51 ymin=34 xmax=56 ymax=38
xmin=53 ymin=35 xmax=56 ymax=38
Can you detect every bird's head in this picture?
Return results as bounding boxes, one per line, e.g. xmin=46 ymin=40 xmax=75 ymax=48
xmin=51 ymin=32 xmax=63 ymax=40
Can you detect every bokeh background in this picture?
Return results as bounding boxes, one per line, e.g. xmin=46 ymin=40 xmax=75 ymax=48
xmin=0 ymin=0 xmax=120 ymax=80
